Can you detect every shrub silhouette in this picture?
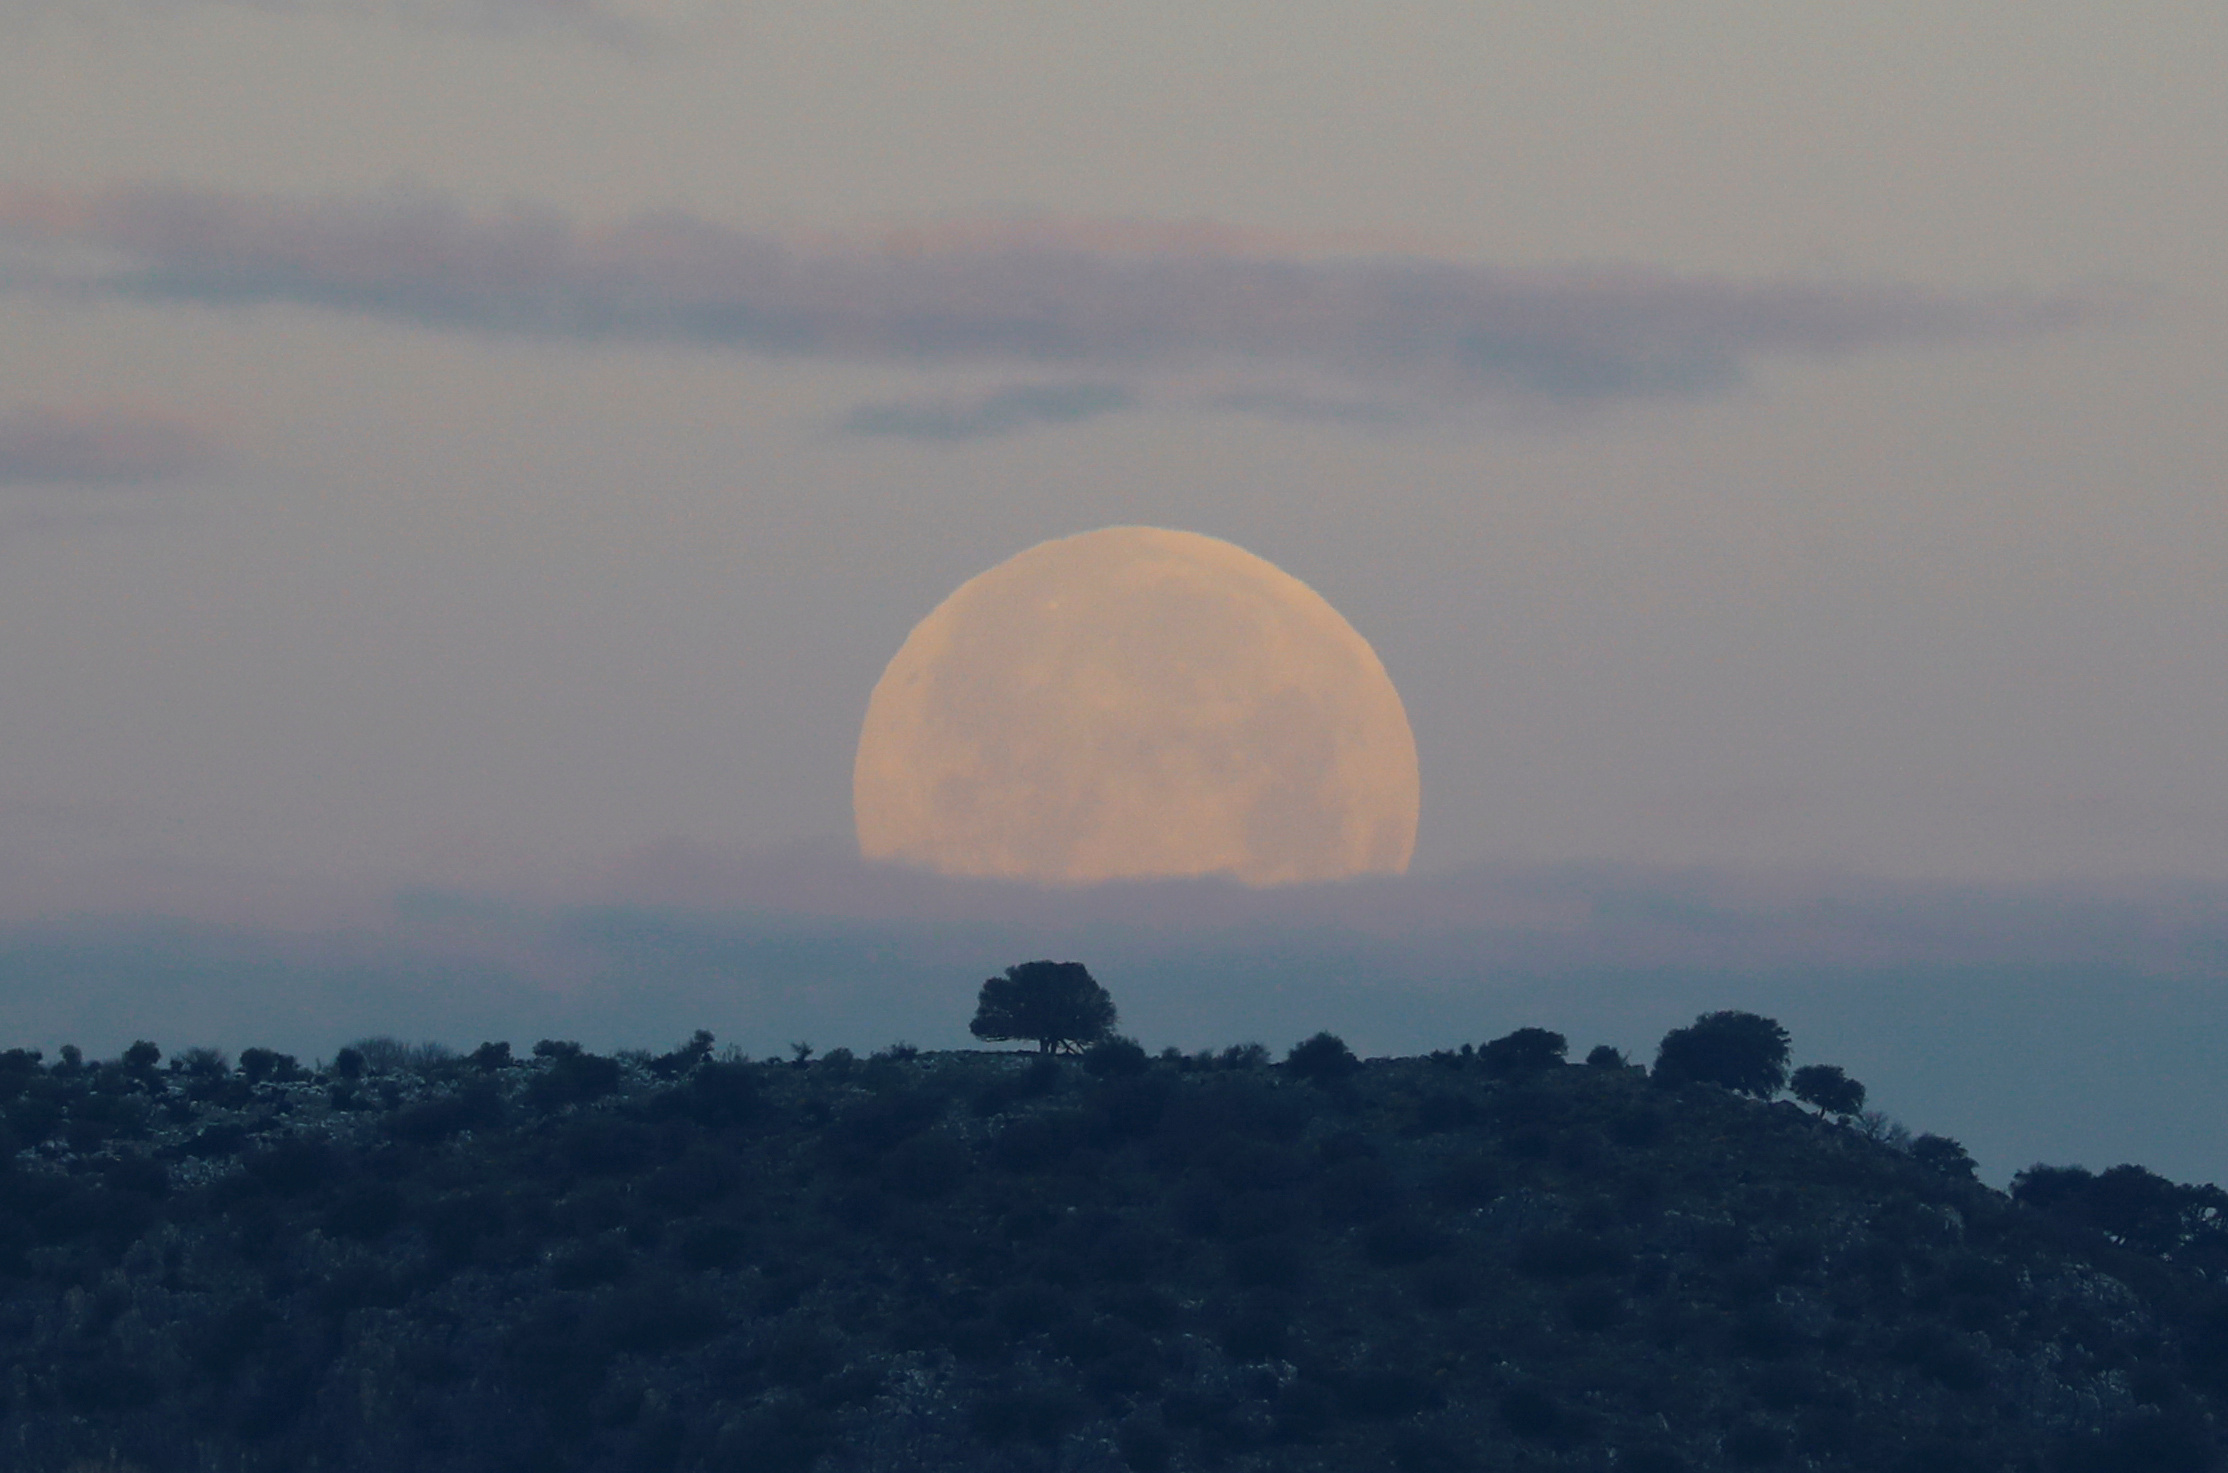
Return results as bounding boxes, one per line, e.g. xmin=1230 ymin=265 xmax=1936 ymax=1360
xmin=1586 ymin=1044 xmax=1629 ymax=1069
xmin=1479 ymin=1027 xmax=1567 ymax=1077
xmin=1084 ymin=1035 xmax=1150 ymax=1077
xmin=1285 ymin=1031 xmax=1360 ymax=1084
xmin=525 ymin=1047 xmax=622 ymax=1111
xmin=1912 ymin=1133 xmax=1979 ymax=1180
xmin=236 ymin=1047 xmax=301 ymax=1084
xmin=1790 ymin=1063 xmax=1866 ymax=1119
xmin=1653 ymin=1011 xmax=1791 ymax=1097
xmin=2015 ymin=1162 xmax=2228 ymax=1259
xmin=970 ymin=961 xmax=1119 ymax=1054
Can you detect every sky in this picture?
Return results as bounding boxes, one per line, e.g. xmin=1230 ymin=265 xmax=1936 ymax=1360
xmin=3 ymin=3 xmax=2226 ymax=1180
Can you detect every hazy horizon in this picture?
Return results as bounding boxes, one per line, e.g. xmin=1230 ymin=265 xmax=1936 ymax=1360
xmin=3 ymin=847 xmax=2226 ymax=1191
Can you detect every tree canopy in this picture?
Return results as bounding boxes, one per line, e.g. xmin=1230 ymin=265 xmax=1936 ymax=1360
xmin=1284 ymin=1031 xmax=1360 ymax=1084
xmin=1910 ymin=1133 xmax=1979 ymax=1181
xmin=969 ymin=961 xmax=1118 ymax=1054
xmin=1653 ymin=1011 xmax=1791 ymax=1098
xmin=1478 ymin=1028 xmax=1568 ymax=1078
xmin=1790 ymin=1063 xmax=1866 ymax=1119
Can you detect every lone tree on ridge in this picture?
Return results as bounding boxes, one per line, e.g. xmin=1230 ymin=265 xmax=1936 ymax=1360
xmin=1790 ymin=1063 xmax=1867 ymax=1120
xmin=1653 ymin=1010 xmax=1791 ymax=1098
xmin=970 ymin=961 xmax=1118 ymax=1054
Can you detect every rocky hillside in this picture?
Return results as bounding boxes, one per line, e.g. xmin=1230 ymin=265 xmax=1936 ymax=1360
xmin=0 ymin=1029 xmax=2223 ymax=1472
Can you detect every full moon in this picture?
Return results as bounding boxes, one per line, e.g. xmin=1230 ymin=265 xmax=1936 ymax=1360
xmin=853 ymin=526 xmax=1420 ymax=886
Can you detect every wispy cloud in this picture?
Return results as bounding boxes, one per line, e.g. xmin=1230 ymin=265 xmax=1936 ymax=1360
xmin=0 ymin=183 xmax=2094 ymax=417
xmin=0 ymin=403 xmax=221 ymax=486
xmin=841 ymin=383 xmax=1136 ymax=441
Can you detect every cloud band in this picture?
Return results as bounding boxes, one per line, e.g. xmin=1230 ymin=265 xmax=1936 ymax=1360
xmin=0 ymin=183 xmax=2091 ymax=412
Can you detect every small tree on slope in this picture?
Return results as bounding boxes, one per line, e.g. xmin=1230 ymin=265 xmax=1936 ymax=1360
xmin=970 ymin=961 xmax=1119 ymax=1054
xmin=1790 ymin=1063 xmax=1867 ymax=1120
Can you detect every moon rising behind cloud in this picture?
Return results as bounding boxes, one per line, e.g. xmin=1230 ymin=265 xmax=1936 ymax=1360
xmin=854 ymin=526 xmax=1420 ymax=886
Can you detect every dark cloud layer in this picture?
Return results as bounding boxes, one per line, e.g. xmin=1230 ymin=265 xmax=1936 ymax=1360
xmin=0 ymin=184 xmax=2090 ymax=412
xmin=0 ymin=403 xmax=219 ymax=485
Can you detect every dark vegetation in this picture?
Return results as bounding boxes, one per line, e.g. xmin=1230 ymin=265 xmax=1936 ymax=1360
xmin=2 ymin=983 xmax=2227 ymax=1472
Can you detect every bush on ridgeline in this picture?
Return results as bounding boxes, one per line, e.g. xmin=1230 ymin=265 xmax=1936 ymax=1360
xmin=1217 ymin=1043 xmax=1270 ymax=1071
xmin=1653 ymin=1011 xmax=1791 ymax=1098
xmin=1284 ymin=1032 xmax=1360 ymax=1085
xmin=347 ymin=1037 xmax=414 ymax=1076
xmin=648 ymin=1030 xmax=715 ymax=1079
xmin=468 ymin=1041 xmax=514 ymax=1072
xmin=970 ymin=961 xmax=1119 ymax=1055
xmin=1585 ymin=1045 xmax=1629 ymax=1069
xmin=526 ymin=1042 xmax=622 ymax=1111
xmin=2013 ymin=1162 xmax=2228 ymax=1259
xmin=1478 ymin=1028 xmax=1567 ymax=1078
xmin=1084 ymin=1036 xmax=1150 ymax=1078
xmin=1911 ymin=1133 xmax=1979 ymax=1180
xmin=237 ymin=1048 xmax=302 ymax=1085
xmin=1790 ymin=1063 xmax=1866 ymax=1120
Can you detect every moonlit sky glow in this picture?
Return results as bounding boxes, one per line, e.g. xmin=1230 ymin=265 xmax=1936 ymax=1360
xmin=3 ymin=2 xmax=2228 ymax=1180
xmin=2 ymin=2 xmax=2223 ymax=896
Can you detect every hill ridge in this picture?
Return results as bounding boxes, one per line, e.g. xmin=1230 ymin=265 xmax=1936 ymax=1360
xmin=0 ymin=1030 xmax=2222 ymax=1472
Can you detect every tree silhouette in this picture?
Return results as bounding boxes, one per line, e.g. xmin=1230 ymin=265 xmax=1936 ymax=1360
xmin=1083 ymin=1036 xmax=1149 ymax=1077
xmin=970 ymin=961 xmax=1118 ymax=1054
xmin=1790 ymin=1063 xmax=1866 ymax=1119
xmin=1478 ymin=1028 xmax=1567 ymax=1078
xmin=1653 ymin=1011 xmax=1790 ymax=1098
xmin=1284 ymin=1032 xmax=1360 ymax=1084
xmin=1910 ymin=1133 xmax=1978 ymax=1180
